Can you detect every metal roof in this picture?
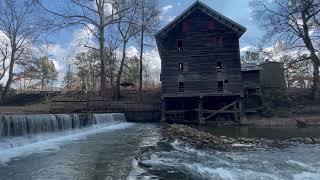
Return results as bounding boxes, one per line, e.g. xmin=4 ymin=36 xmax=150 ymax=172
xmin=155 ymin=1 xmax=247 ymax=38
xmin=241 ymin=63 xmax=262 ymax=72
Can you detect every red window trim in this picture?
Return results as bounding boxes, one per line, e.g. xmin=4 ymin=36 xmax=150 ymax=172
xmin=208 ymin=20 xmax=214 ymax=30
xmin=182 ymin=21 xmax=189 ymax=32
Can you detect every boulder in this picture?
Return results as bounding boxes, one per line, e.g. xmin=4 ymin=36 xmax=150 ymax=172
xmin=222 ymin=138 xmax=236 ymax=144
xmin=304 ymin=138 xmax=314 ymax=144
xmin=296 ymin=119 xmax=307 ymax=127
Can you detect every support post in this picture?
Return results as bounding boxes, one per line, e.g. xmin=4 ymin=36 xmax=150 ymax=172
xmin=160 ymin=100 xmax=166 ymax=123
xmin=234 ymin=101 xmax=240 ymax=122
xmin=239 ymin=98 xmax=247 ymax=124
xmin=198 ymin=98 xmax=205 ymax=125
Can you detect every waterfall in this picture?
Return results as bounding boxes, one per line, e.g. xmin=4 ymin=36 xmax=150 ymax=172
xmin=0 ymin=113 xmax=126 ymax=137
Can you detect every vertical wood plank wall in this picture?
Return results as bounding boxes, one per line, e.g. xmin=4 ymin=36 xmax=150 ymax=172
xmin=157 ymin=9 xmax=243 ymax=97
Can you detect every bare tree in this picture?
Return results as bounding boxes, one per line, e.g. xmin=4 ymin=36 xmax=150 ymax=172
xmin=251 ymin=0 xmax=320 ymax=99
xmin=0 ymin=43 xmax=9 ymax=83
xmin=0 ymin=0 xmax=50 ymax=100
xmin=136 ymin=0 xmax=160 ymax=99
xmin=105 ymin=25 xmax=121 ymax=94
xmin=38 ymin=0 xmax=129 ymax=97
xmin=115 ymin=0 xmax=139 ymax=99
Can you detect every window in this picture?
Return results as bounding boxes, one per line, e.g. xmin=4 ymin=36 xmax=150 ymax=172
xmin=208 ymin=20 xmax=214 ymax=30
xmin=213 ymin=36 xmax=222 ymax=46
xmin=224 ymin=80 xmax=229 ymax=83
xmin=217 ymin=61 xmax=223 ymax=71
xmin=179 ymin=82 xmax=184 ymax=93
xmin=218 ymin=81 xmax=224 ymax=92
xmin=182 ymin=21 xmax=189 ymax=32
xmin=177 ymin=40 xmax=182 ymax=51
xmin=178 ymin=63 xmax=184 ymax=70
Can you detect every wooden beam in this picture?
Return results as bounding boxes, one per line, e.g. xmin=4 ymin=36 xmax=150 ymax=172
xmin=161 ymin=100 xmax=166 ymax=123
xmin=198 ymin=98 xmax=205 ymax=124
xmin=203 ymin=110 xmax=239 ymax=113
xmin=204 ymin=101 xmax=237 ymax=120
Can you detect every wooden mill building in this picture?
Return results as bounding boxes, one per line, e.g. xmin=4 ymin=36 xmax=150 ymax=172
xmin=155 ymin=1 xmax=247 ymax=124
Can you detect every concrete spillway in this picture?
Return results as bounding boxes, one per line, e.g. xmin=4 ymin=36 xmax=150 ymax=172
xmin=0 ymin=113 xmax=126 ymax=137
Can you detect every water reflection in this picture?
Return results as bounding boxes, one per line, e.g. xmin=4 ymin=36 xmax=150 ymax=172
xmin=0 ymin=123 xmax=158 ymax=180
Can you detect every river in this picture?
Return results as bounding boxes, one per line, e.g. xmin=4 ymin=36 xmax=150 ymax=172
xmin=0 ymin=114 xmax=320 ymax=180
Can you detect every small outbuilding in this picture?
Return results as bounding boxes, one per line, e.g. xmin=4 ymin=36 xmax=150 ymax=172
xmin=260 ymin=61 xmax=286 ymax=89
xmin=241 ymin=63 xmax=262 ymax=96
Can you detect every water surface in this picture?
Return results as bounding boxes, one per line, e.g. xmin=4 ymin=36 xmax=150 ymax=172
xmin=0 ymin=122 xmax=158 ymax=180
xmin=1 ymin=121 xmax=320 ymax=180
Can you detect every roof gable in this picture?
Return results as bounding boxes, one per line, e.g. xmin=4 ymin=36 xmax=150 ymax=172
xmin=156 ymin=1 xmax=246 ymax=38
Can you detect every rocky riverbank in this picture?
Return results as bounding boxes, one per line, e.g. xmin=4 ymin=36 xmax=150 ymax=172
xmin=241 ymin=115 xmax=320 ymax=126
xmin=160 ymin=124 xmax=320 ymax=151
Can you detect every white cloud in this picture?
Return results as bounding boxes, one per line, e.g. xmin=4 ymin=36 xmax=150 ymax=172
xmin=116 ymin=46 xmax=161 ymax=82
xmin=162 ymin=5 xmax=173 ymax=14
xmin=50 ymin=58 xmax=61 ymax=72
xmin=47 ymin=44 xmax=67 ymax=63
xmin=240 ymin=46 xmax=252 ymax=52
xmin=49 ymin=24 xmax=96 ymax=64
xmin=46 ymin=24 xmax=96 ymax=85
xmin=104 ymin=3 xmax=113 ymax=15
xmin=0 ymin=31 xmax=10 ymax=85
xmin=90 ymin=1 xmax=113 ymax=15
xmin=167 ymin=16 xmax=176 ymax=22
xmin=126 ymin=46 xmax=139 ymax=58
xmin=309 ymin=30 xmax=314 ymax=35
xmin=143 ymin=48 xmax=161 ymax=82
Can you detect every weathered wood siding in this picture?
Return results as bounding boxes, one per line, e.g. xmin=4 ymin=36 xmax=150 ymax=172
xmin=260 ymin=62 xmax=286 ymax=89
xmin=157 ymin=9 xmax=243 ymax=97
xmin=242 ymin=71 xmax=260 ymax=89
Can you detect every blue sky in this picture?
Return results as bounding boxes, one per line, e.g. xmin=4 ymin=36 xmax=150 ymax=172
xmin=43 ymin=0 xmax=264 ymax=84
xmin=0 ymin=0 xmax=264 ymax=85
xmin=51 ymin=0 xmax=263 ymax=50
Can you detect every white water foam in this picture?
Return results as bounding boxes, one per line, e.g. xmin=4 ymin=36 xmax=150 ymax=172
xmin=130 ymin=138 xmax=320 ymax=180
xmin=0 ymin=122 xmax=134 ymax=163
xmin=293 ymin=172 xmax=320 ymax=180
xmin=287 ymin=160 xmax=317 ymax=171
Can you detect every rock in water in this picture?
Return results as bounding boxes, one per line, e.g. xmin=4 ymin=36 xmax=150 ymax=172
xmin=296 ymin=119 xmax=307 ymax=127
xmin=161 ymin=124 xmax=320 ymax=151
xmin=304 ymin=138 xmax=314 ymax=144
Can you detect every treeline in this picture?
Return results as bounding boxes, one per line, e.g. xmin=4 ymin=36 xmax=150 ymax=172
xmin=246 ymin=0 xmax=320 ymax=99
xmin=63 ymin=51 xmax=155 ymax=95
xmin=0 ymin=0 xmax=160 ymax=101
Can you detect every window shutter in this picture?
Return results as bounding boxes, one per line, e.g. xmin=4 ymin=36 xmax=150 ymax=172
xmin=178 ymin=82 xmax=184 ymax=93
xmin=184 ymin=63 xmax=188 ymax=72
xmin=208 ymin=20 xmax=214 ymax=30
xmin=182 ymin=21 xmax=189 ymax=32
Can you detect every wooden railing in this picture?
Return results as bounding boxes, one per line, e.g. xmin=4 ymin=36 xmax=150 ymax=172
xmin=50 ymin=99 xmax=161 ymax=114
